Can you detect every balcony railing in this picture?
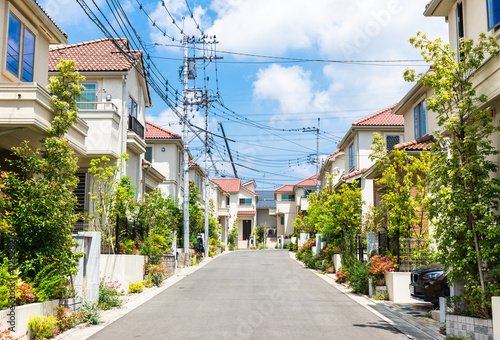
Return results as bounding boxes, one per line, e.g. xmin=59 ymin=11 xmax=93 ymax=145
xmin=76 ymin=101 xmax=118 ymax=112
xmin=128 ymin=115 xmax=145 ymax=139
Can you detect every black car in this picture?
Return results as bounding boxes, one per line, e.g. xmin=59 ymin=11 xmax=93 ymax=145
xmin=409 ymin=264 xmax=449 ymax=305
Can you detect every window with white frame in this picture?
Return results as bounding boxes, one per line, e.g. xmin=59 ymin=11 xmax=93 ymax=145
xmin=77 ymin=83 xmax=97 ymax=109
xmin=414 ymin=100 xmax=427 ymax=139
xmin=6 ymin=11 xmax=35 ymax=82
xmin=348 ymin=143 xmax=355 ymax=170
xmin=239 ymin=198 xmax=252 ymax=205
xmin=386 ymin=135 xmax=400 ymax=151
xmin=281 ymin=194 xmax=295 ymax=201
xmin=226 ymin=196 xmax=230 ymax=206
xmin=145 ymin=146 xmax=153 ymax=163
xmin=129 ymin=96 xmax=138 ymax=117
xmin=487 ymin=0 xmax=500 ymax=30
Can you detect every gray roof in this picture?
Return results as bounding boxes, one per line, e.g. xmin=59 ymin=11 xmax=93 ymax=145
xmin=256 ymin=190 xmax=276 ymax=209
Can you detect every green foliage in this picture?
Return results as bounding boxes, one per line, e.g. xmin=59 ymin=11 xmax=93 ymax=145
xmin=405 ymin=32 xmax=500 ymax=318
xmin=346 ymin=260 xmax=370 ymax=295
xmin=228 ymin=220 xmax=238 ymax=247
xmin=369 ymin=133 xmax=432 ymax=238
xmin=151 ymin=272 xmax=163 ymax=287
xmin=28 ymin=315 xmax=58 ymax=340
xmin=81 ymin=300 xmax=100 ymax=325
xmin=187 ymin=182 xmax=204 ymax=240
xmin=128 ymin=280 xmax=145 ymax=294
xmin=46 ymin=59 xmax=85 ymax=137
xmin=55 ymin=306 xmax=82 ymax=332
xmin=254 ymin=224 xmax=265 ymax=245
xmin=33 ymin=262 xmax=72 ymax=301
xmin=88 ymin=154 xmax=129 ymax=252
xmin=0 ymin=260 xmax=13 ymax=309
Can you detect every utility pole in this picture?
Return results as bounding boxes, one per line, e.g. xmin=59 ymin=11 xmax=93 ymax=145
xmin=303 ymin=118 xmax=320 ymax=192
xmin=204 ymin=83 xmax=210 ymax=258
xmin=182 ymin=35 xmax=190 ymax=253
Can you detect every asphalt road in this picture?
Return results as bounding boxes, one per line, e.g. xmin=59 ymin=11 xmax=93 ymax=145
xmin=88 ymin=250 xmax=408 ymax=339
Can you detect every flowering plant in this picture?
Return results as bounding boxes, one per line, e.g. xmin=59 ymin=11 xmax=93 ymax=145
xmin=335 ymin=267 xmax=350 ymax=284
xmin=299 ymin=238 xmax=315 ymax=252
xmin=367 ymin=255 xmax=398 ymax=276
xmin=98 ymin=277 xmax=125 ymax=310
xmin=16 ymin=282 xmax=39 ymax=305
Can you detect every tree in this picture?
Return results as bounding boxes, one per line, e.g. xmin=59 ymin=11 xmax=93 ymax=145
xmin=369 ymin=133 xmax=432 ymax=238
xmin=2 ymin=60 xmax=84 ymax=291
xmin=404 ymin=32 xmax=500 ymax=318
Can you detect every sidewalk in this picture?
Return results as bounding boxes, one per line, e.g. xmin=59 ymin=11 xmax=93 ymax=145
xmin=55 ymin=251 xmax=228 ymax=340
xmin=288 ymin=251 xmax=445 ymax=340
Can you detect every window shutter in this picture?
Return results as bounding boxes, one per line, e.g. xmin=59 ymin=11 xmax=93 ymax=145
xmin=386 ymin=135 xmax=400 ymax=151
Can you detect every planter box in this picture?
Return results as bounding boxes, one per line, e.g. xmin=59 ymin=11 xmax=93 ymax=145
xmin=446 ymin=314 xmax=493 ymax=339
xmin=384 ymin=272 xmax=412 ymax=303
xmin=0 ymin=299 xmax=59 ymax=338
xmin=100 ymin=254 xmax=146 ymax=292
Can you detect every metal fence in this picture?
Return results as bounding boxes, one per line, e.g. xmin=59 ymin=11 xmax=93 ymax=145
xmin=356 ymin=230 xmax=433 ymax=271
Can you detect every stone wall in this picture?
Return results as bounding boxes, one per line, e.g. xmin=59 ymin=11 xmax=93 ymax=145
xmin=446 ymin=314 xmax=493 ymax=340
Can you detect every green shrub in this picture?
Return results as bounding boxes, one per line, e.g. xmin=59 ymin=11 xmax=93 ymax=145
xmin=28 ymin=315 xmax=58 ymax=340
xmin=34 ymin=263 xmax=71 ymax=301
xmin=347 ymin=260 xmax=370 ymax=295
xmin=0 ymin=260 xmax=14 ymax=309
xmin=151 ymin=272 xmax=163 ymax=287
xmin=128 ymin=280 xmax=145 ymax=294
xmin=81 ymin=300 xmax=100 ymax=325
xmin=229 ymin=245 xmax=235 ymax=251
xmin=295 ymin=251 xmax=304 ymax=261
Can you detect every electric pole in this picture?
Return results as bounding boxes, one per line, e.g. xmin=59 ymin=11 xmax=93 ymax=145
xmin=182 ymin=35 xmax=190 ymax=253
xmin=303 ymin=118 xmax=320 ymax=192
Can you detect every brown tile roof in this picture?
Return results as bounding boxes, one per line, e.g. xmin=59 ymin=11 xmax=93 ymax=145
xmin=394 ymin=135 xmax=435 ymax=151
xmin=33 ymin=0 xmax=68 ymax=39
xmin=189 ymin=161 xmax=200 ymax=167
xmin=352 ymin=103 xmax=403 ymax=126
xmin=48 ymin=38 xmax=141 ymax=72
xmin=238 ymin=211 xmax=256 ymax=216
xmin=145 ymin=121 xmax=182 ymax=140
xmin=211 ymin=178 xmax=241 ymax=193
xmin=343 ymin=168 xmax=368 ymax=180
xmin=274 ymin=184 xmax=294 ymax=193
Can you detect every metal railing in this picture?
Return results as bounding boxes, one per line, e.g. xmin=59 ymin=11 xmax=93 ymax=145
xmin=128 ymin=115 xmax=145 ymax=139
xmin=76 ymin=101 xmax=119 ymax=111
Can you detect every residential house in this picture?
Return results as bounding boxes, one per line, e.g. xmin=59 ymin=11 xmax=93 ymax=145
xmin=209 ymin=179 xmax=230 ymax=244
xmin=256 ymin=190 xmax=277 ymax=245
xmin=211 ymin=178 xmax=258 ymax=248
xmin=274 ymin=174 xmax=319 ymax=240
xmin=189 ymin=161 xmax=206 ymax=205
xmin=144 ymin=120 xmax=184 ymax=201
xmin=318 ymin=149 xmax=345 ymax=188
xmin=424 ymin=0 xmax=500 ymax=169
xmin=0 ymin=0 xmax=87 ymax=166
xmin=48 ymin=38 xmax=152 ymax=218
xmin=337 ymin=104 xmax=404 ymax=214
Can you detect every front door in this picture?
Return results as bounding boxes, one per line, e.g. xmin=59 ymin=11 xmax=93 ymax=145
xmin=243 ymin=220 xmax=251 ymax=240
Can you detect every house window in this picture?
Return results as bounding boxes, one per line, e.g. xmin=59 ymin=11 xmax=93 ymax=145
xmin=239 ymin=198 xmax=252 ymax=205
xmin=145 ymin=146 xmax=153 ymax=163
xmin=456 ymin=2 xmax=464 ymax=59
xmin=195 ymin=173 xmax=200 ymax=188
xmin=281 ymin=194 xmax=295 ymax=201
xmin=414 ymin=100 xmax=427 ymax=139
xmin=487 ymin=0 xmax=500 ymax=30
xmin=77 ymin=83 xmax=97 ymax=109
xmin=304 ymin=189 xmax=316 ymax=197
xmin=348 ymin=143 xmax=355 ymax=170
xmin=280 ymin=216 xmax=284 ymax=225
xmin=6 ymin=12 xmax=35 ymax=82
xmin=386 ymin=135 xmax=400 ymax=151
xmin=129 ymin=96 xmax=138 ymax=118
xmin=178 ymin=151 xmax=182 ymax=177
xmin=226 ymin=196 xmax=230 ymax=206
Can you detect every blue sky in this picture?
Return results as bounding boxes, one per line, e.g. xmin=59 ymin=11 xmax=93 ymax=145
xmin=39 ymin=0 xmax=448 ymax=190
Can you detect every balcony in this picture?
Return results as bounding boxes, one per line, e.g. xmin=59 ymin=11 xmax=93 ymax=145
xmin=77 ymin=102 xmax=120 ymax=157
xmin=128 ymin=115 xmax=144 ymax=139
xmin=0 ymin=83 xmax=87 ymax=154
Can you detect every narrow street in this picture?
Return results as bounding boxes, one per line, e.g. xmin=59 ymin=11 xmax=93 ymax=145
xmin=88 ymin=250 xmax=409 ymax=339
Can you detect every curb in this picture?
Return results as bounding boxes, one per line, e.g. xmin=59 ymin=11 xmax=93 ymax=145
xmin=287 ymin=251 xmax=444 ymax=340
xmin=54 ymin=251 xmax=229 ymax=340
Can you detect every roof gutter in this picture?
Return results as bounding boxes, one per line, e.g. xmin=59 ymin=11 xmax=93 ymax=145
xmin=392 ymin=82 xmax=424 ymax=115
xmin=423 ymin=0 xmax=443 ymax=16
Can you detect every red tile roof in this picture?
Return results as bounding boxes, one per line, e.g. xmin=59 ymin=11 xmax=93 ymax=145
xmin=352 ymin=104 xmax=403 ymax=126
xmin=145 ymin=121 xmax=182 ymax=140
xmin=294 ymin=174 xmax=319 ymax=187
xmin=189 ymin=161 xmax=200 ymax=167
xmin=34 ymin=0 xmax=68 ymax=39
xmin=394 ymin=135 xmax=435 ymax=151
xmin=238 ymin=211 xmax=256 ymax=216
xmin=275 ymin=184 xmax=294 ymax=192
xmin=327 ymin=149 xmax=343 ymax=158
xmin=49 ymin=38 xmax=141 ymax=72
xmin=343 ymin=168 xmax=368 ymax=180
xmin=211 ymin=178 xmax=241 ymax=193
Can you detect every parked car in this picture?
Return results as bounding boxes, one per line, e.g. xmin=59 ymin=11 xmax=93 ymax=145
xmin=409 ymin=264 xmax=449 ymax=305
